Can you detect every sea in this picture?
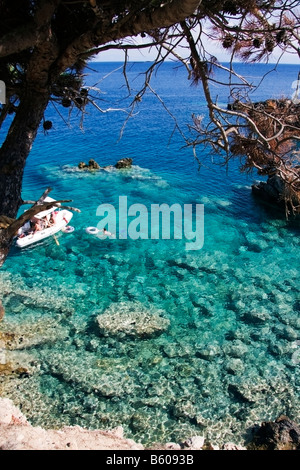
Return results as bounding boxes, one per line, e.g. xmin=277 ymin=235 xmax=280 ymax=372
xmin=0 ymin=61 xmax=299 ymax=446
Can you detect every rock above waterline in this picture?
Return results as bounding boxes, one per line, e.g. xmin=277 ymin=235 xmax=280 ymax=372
xmin=96 ymin=301 xmax=170 ymax=338
xmin=0 ymin=398 xmax=144 ymax=450
xmin=78 ymin=159 xmax=100 ymax=170
xmin=247 ymin=415 xmax=300 ymax=450
xmin=183 ymin=435 xmax=205 ymax=450
xmin=115 ymin=158 xmax=133 ymax=169
xmin=252 ymin=171 xmax=300 ymax=214
xmin=78 ymin=157 xmax=133 ymax=171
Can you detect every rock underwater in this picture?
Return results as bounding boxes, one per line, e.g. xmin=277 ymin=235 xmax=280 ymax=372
xmin=96 ymin=301 xmax=170 ymax=339
xmin=0 ymin=302 xmax=4 ymax=322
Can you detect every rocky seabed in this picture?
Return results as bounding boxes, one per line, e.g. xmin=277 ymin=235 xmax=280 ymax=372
xmin=1 ymin=398 xmax=300 ymax=450
xmin=0 ymin=230 xmax=299 ymax=448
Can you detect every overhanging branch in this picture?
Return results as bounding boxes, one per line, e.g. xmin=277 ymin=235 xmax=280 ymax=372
xmin=0 ymin=0 xmax=61 ymax=59
xmin=2 ymin=187 xmax=80 ymax=239
xmin=54 ymin=0 xmax=202 ymax=73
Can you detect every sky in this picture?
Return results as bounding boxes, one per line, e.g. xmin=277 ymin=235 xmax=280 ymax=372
xmin=93 ymin=38 xmax=300 ymax=64
xmin=93 ymin=13 xmax=300 ymax=66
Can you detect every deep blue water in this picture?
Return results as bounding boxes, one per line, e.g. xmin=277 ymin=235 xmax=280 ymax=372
xmin=0 ymin=62 xmax=300 ymax=446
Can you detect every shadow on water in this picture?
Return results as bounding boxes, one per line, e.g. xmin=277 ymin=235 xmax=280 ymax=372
xmin=227 ymin=183 xmax=300 ymax=231
xmin=251 ymin=190 xmax=300 ymax=232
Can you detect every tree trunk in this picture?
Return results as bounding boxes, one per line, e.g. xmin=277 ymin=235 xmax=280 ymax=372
xmin=0 ymin=89 xmax=49 ymax=217
xmin=0 ymin=231 xmax=11 ymax=267
xmin=0 ymin=88 xmax=49 ymax=265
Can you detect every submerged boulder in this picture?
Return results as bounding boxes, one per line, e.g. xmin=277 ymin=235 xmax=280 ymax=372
xmin=247 ymin=415 xmax=300 ymax=450
xmin=0 ymin=317 xmax=67 ymax=350
xmin=96 ymin=301 xmax=170 ymax=338
xmin=0 ymin=301 xmax=4 ymax=322
xmin=0 ymin=349 xmax=39 ymax=378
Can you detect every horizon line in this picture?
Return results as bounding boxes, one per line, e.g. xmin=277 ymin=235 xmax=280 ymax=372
xmin=90 ymin=59 xmax=299 ymax=65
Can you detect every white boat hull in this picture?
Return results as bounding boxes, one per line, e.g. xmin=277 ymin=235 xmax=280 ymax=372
xmin=16 ymin=209 xmax=73 ymax=248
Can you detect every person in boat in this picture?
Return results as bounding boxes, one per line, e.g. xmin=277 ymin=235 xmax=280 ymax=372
xmin=47 ymin=213 xmax=56 ymax=226
xmin=18 ymin=215 xmax=47 ymax=238
xmin=50 ymin=211 xmax=59 ymax=225
xmin=17 ymin=221 xmax=31 ymax=238
xmin=32 ymin=217 xmax=46 ymax=233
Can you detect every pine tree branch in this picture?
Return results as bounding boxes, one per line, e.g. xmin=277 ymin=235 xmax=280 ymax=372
xmin=0 ymin=0 xmax=61 ymax=59
xmin=54 ymin=0 xmax=202 ymax=73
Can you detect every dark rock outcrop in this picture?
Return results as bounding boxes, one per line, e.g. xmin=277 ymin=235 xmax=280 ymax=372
xmin=78 ymin=159 xmax=100 ymax=170
xmin=78 ymin=158 xmax=133 ymax=171
xmin=115 ymin=158 xmax=133 ymax=169
xmin=247 ymin=415 xmax=300 ymax=450
xmin=88 ymin=159 xmax=100 ymax=170
xmin=252 ymin=171 xmax=300 ymax=215
xmin=252 ymin=175 xmax=286 ymax=206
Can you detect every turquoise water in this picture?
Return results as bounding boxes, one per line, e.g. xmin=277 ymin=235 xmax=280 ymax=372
xmin=0 ymin=62 xmax=300 ymax=446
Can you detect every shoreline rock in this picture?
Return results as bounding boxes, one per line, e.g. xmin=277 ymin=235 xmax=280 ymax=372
xmin=252 ymin=175 xmax=285 ymax=207
xmin=247 ymin=415 xmax=300 ymax=450
xmin=252 ymin=173 xmax=300 ymax=215
xmin=3 ymin=398 xmax=300 ymax=450
xmin=0 ymin=398 xmax=246 ymax=450
xmin=0 ymin=398 xmax=144 ymax=450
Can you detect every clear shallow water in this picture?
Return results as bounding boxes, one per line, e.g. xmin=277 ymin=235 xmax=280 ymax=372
xmin=0 ymin=62 xmax=300 ymax=446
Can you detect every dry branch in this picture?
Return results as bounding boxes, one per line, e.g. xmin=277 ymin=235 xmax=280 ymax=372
xmin=3 ymin=188 xmax=80 ymax=239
